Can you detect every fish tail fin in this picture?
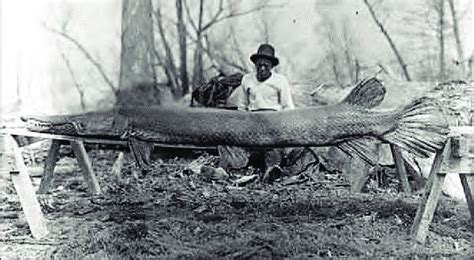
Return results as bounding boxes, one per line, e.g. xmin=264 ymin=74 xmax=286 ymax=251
xmin=342 ymin=77 xmax=386 ymax=108
xmin=383 ymin=97 xmax=449 ymax=157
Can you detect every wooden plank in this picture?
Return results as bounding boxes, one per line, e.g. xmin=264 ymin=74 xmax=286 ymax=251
xmin=411 ymin=140 xmax=449 ymax=244
xmin=0 ymin=135 xmax=48 ymax=239
xmin=440 ymin=133 xmax=473 ymax=174
xmin=390 ymin=144 xmax=411 ymax=193
xmin=412 ymin=172 xmax=447 ymax=244
xmin=0 ymin=128 xmax=122 ymax=143
xmin=38 ymin=140 xmax=61 ymax=193
xmin=70 ymin=140 xmax=102 ymax=195
xmin=459 ymin=174 xmax=474 ymax=222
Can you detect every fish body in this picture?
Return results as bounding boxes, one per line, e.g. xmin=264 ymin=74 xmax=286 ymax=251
xmin=22 ymin=78 xmax=449 ymax=159
xmin=121 ymin=104 xmax=393 ymax=147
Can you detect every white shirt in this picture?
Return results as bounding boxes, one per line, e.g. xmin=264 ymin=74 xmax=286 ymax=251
xmin=227 ymin=72 xmax=295 ymax=111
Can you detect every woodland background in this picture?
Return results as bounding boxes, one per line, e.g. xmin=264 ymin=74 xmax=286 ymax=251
xmin=1 ymin=0 xmax=472 ymax=114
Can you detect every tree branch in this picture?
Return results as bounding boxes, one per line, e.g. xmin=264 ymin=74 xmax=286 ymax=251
xmin=202 ymin=2 xmax=284 ymax=32
xmin=183 ymin=0 xmax=199 ymax=33
xmin=202 ymin=0 xmax=224 ymax=32
xmin=447 ymin=0 xmax=464 ymax=64
xmin=154 ymin=4 xmax=180 ymax=95
xmin=42 ymin=23 xmax=118 ymax=93
xmin=176 ymin=0 xmax=189 ymax=95
xmin=363 ymin=0 xmax=412 ymax=81
xmin=59 ymin=48 xmax=86 ymax=111
xmin=204 ymin=39 xmax=248 ymax=73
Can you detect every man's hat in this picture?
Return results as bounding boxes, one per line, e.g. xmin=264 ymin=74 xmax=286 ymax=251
xmin=250 ymin=44 xmax=279 ymax=66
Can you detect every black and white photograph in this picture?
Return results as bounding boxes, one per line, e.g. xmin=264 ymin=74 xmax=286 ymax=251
xmin=0 ymin=0 xmax=473 ymax=258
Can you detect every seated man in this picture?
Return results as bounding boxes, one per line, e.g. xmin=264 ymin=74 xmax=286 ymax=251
xmin=223 ymin=44 xmax=295 ymax=180
xmin=235 ymin=44 xmax=294 ymax=112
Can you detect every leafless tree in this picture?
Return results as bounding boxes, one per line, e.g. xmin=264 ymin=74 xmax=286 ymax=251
xmin=43 ymin=24 xmax=118 ymax=94
xmin=431 ymin=0 xmax=446 ymax=80
xmin=176 ymin=0 xmax=189 ymax=95
xmin=447 ymin=0 xmax=464 ymax=75
xmin=312 ymin=3 xmax=360 ymax=87
xmin=119 ymin=0 xmax=157 ymax=91
xmin=59 ymin=48 xmax=86 ymax=111
xmin=187 ymin=0 xmax=205 ymax=90
xmin=363 ymin=0 xmax=412 ymax=81
xmin=154 ymin=4 xmax=180 ymax=97
xmin=183 ymin=0 xmax=284 ymax=89
xmin=257 ymin=1 xmax=273 ymax=44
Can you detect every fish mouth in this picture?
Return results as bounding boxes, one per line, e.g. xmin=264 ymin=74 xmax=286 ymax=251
xmin=21 ymin=115 xmax=82 ymax=135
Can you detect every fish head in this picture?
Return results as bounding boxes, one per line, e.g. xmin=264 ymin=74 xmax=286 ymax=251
xmin=21 ymin=111 xmax=123 ymax=137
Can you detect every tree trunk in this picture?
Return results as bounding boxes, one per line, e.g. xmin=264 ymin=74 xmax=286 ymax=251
xmin=192 ymin=0 xmax=205 ymax=90
xmin=437 ymin=0 xmax=446 ymax=81
xmin=355 ymin=59 xmax=360 ymax=83
xmin=155 ymin=4 xmax=180 ymax=97
xmin=447 ymin=0 xmax=464 ymax=75
xmin=176 ymin=0 xmax=189 ymax=96
xmin=119 ymin=0 xmax=156 ymax=91
xmin=363 ymin=0 xmax=412 ymax=81
xmin=342 ymin=21 xmax=355 ymax=84
xmin=330 ymin=53 xmax=342 ymax=87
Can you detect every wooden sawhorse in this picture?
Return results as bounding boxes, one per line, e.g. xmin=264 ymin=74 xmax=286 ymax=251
xmin=0 ymin=131 xmax=108 ymax=239
xmin=411 ymin=127 xmax=474 ymax=244
xmin=1 ymin=134 xmax=49 ymax=239
xmin=38 ymin=139 xmax=102 ymax=195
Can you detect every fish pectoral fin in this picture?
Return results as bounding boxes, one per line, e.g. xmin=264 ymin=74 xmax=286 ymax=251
xmin=342 ymin=77 xmax=386 ymax=108
xmin=336 ymin=137 xmax=379 ymax=166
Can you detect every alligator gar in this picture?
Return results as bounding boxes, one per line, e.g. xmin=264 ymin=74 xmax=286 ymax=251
xmin=22 ymin=78 xmax=449 ymax=158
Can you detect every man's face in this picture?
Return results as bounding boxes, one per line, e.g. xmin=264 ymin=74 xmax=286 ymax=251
xmin=255 ymin=58 xmax=273 ymax=82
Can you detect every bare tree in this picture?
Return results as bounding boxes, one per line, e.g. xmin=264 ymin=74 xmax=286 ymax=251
xmin=189 ymin=0 xmax=205 ymax=89
xmin=119 ymin=0 xmax=157 ymax=91
xmin=363 ymin=0 xmax=412 ymax=81
xmin=312 ymin=7 xmax=358 ymax=87
xmin=447 ymin=0 xmax=464 ymax=74
xmin=341 ymin=19 xmax=359 ymax=84
xmin=183 ymin=0 xmax=283 ymax=87
xmin=257 ymin=2 xmax=272 ymax=44
xmin=154 ymin=3 xmax=180 ymax=97
xmin=432 ymin=0 xmax=446 ymax=80
xmin=43 ymin=24 xmax=117 ymax=94
xmin=59 ymin=48 xmax=86 ymax=111
xmin=176 ymin=0 xmax=189 ymax=95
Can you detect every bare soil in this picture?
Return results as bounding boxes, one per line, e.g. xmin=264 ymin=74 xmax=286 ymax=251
xmin=0 ymin=148 xmax=473 ymax=259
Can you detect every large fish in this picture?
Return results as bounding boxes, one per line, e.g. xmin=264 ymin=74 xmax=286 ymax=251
xmin=22 ymin=78 xmax=449 ymax=160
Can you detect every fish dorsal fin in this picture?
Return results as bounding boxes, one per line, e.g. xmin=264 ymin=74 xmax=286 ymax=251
xmin=342 ymin=78 xmax=386 ymax=108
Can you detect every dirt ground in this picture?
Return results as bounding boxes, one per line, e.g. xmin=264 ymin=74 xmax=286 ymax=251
xmin=0 ymin=147 xmax=473 ymax=259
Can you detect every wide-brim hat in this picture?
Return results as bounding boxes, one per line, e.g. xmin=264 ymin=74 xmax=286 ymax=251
xmin=250 ymin=44 xmax=279 ymax=66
